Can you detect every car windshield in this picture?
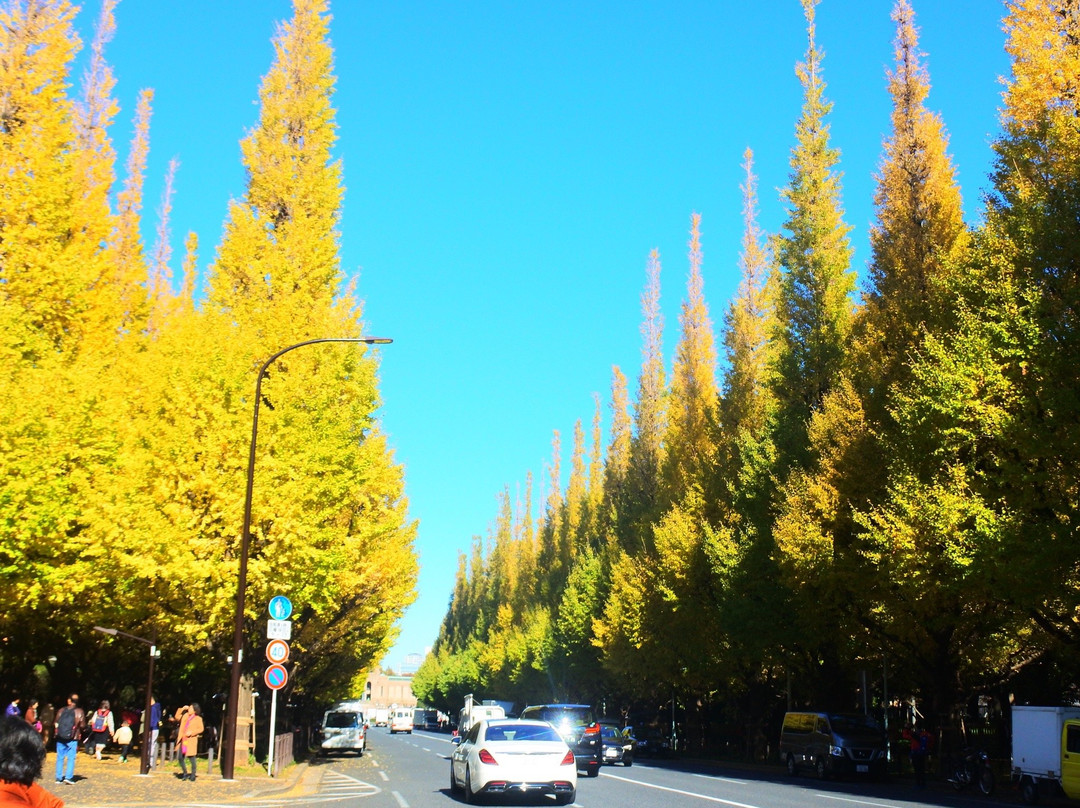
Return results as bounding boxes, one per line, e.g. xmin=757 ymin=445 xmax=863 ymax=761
xmin=484 ymin=723 xmax=562 ymax=743
xmin=325 ymin=712 xmax=359 ymax=729
xmin=828 ymin=714 xmax=882 ymax=733
xmin=543 ymin=707 xmax=594 ymax=726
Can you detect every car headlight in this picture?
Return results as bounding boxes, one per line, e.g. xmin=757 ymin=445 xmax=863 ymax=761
xmin=830 ymin=745 xmax=843 ymax=757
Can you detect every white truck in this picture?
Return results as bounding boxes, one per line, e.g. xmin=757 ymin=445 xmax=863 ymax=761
xmin=1012 ymin=705 xmax=1080 ymax=804
xmin=457 ymin=693 xmax=506 ymax=735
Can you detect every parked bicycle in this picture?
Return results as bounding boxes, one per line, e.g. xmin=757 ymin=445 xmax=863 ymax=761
xmin=947 ymin=746 xmax=994 ymax=796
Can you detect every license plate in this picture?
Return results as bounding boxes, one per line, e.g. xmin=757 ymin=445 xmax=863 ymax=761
xmin=857 ymin=765 xmax=868 ymax=773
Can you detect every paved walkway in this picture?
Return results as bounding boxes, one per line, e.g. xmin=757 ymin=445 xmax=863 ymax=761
xmin=38 ymin=751 xmax=318 ymax=807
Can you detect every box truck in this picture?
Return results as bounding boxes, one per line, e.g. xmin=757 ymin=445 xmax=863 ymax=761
xmin=1012 ymin=705 xmax=1080 ymax=804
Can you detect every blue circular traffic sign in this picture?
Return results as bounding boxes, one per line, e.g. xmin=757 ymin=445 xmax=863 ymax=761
xmin=268 ymin=595 xmax=293 ymax=621
xmin=265 ymin=663 xmax=288 ymax=691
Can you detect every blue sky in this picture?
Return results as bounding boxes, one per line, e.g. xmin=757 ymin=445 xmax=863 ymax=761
xmin=81 ymin=0 xmax=1010 ymax=674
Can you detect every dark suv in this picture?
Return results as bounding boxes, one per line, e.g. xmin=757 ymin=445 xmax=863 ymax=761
xmin=518 ymin=703 xmax=602 ymax=777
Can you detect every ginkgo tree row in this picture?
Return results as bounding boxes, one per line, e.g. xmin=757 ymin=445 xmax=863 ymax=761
xmin=414 ymin=0 xmax=1080 ymax=736
xmin=0 ymin=0 xmax=417 ymax=704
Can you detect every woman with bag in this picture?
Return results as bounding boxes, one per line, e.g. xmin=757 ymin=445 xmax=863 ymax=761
xmin=174 ymin=704 xmax=203 ymax=782
xmin=22 ymin=702 xmax=41 ymax=738
xmin=86 ymin=702 xmax=113 ymax=760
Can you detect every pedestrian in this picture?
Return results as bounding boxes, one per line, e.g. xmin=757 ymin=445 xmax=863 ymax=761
xmin=0 ymin=715 xmax=64 ymax=808
xmin=112 ymin=720 xmax=133 ymax=764
xmin=174 ymin=704 xmax=203 ymax=782
xmin=3 ymin=702 xmax=19 ymax=720
xmin=86 ymin=702 xmax=113 ymax=760
xmin=35 ymin=705 xmax=53 ymax=751
xmin=903 ymin=723 xmax=931 ymax=788
xmin=146 ymin=698 xmax=161 ymax=769
xmin=52 ymin=696 xmax=83 ymax=787
xmin=21 ymin=703 xmax=40 ymax=739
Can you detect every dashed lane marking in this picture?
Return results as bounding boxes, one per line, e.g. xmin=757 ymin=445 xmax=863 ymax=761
xmin=601 ymin=771 xmax=763 ymax=808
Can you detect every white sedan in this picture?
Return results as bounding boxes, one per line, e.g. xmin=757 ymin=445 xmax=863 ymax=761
xmin=450 ymin=718 xmax=577 ymax=804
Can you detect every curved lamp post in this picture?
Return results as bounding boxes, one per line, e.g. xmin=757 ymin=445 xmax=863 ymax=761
xmin=92 ymin=626 xmax=159 ymax=775
xmin=220 ymin=337 xmax=392 ymax=781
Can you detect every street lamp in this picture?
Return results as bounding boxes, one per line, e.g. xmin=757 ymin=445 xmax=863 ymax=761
xmin=220 ymin=337 xmax=392 ymax=781
xmin=92 ymin=626 xmax=159 ymax=776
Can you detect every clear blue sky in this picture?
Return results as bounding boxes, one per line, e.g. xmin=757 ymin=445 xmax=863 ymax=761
xmin=82 ymin=0 xmax=1009 ymax=675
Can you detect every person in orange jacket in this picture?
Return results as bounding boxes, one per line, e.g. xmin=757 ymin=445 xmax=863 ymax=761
xmin=0 ymin=715 xmax=64 ymax=808
xmin=174 ymin=705 xmax=204 ymax=782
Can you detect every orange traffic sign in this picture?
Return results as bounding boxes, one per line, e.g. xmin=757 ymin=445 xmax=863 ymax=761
xmin=266 ymin=639 xmax=290 ymax=664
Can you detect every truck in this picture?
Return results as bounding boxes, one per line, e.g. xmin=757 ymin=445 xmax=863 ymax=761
xmin=457 ymin=693 xmax=506 ymax=735
xmin=372 ymin=707 xmax=390 ymax=726
xmin=1012 ymin=705 xmax=1080 ymax=804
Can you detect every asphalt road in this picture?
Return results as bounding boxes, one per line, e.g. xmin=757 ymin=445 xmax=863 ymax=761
xmin=326 ymin=727 xmax=1030 ymax=808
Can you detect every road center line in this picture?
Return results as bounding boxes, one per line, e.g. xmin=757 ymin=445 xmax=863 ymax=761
xmin=691 ymin=772 xmax=749 ymax=785
xmin=600 ymin=772 xmax=763 ymax=808
xmin=391 ymin=790 xmax=409 ymax=808
xmin=817 ymin=794 xmax=904 ymax=808
xmin=378 ymin=770 xmax=389 ymax=781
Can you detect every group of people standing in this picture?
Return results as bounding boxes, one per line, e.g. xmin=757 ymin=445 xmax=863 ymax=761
xmin=1 ymin=693 xmax=204 ymax=793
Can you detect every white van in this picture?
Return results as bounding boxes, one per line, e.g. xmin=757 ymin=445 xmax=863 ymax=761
xmin=389 ymin=708 xmax=414 ymax=734
xmin=319 ymin=705 xmax=367 ymax=756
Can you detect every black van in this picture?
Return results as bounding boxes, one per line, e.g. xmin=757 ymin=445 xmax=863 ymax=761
xmin=519 ymin=704 xmax=602 ymax=777
xmin=779 ymin=712 xmax=887 ymax=778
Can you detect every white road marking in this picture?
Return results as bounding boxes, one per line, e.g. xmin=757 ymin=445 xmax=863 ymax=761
xmin=392 ymin=791 xmax=409 ymax=808
xmin=817 ymin=795 xmax=904 ymax=808
xmin=601 ymin=771 xmax=764 ymax=808
xmin=379 ymin=770 xmax=389 ymax=781
xmin=691 ymin=772 xmax=749 ymax=785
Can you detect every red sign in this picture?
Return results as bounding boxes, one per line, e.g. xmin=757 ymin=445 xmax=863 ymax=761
xmin=265 ymin=663 xmax=288 ymax=691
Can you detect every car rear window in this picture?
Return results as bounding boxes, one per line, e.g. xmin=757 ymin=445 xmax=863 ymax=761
xmin=485 ymin=724 xmax=562 ymax=743
xmin=325 ymin=712 xmax=360 ymax=728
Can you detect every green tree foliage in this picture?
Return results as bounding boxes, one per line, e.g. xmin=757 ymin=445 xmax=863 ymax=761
xmin=411 ymin=0 xmax=1080 ymax=730
xmin=772 ymin=0 xmax=855 ymax=471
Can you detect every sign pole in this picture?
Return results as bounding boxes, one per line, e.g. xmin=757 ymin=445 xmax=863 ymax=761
xmin=267 ymin=687 xmax=278 ymax=776
xmin=264 ymin=597 xmax=292 ymax=778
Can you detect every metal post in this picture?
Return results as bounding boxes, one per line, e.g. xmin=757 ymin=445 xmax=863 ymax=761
xmin=91 ymin=626 xmax=157 ymax=776
xmin=220 ymin=337 xmax=392 ymax=781
xmin=267 ymin=689 xmax=279 ymax=776
xmin=139 ymin=634 xmax=156 ymax=775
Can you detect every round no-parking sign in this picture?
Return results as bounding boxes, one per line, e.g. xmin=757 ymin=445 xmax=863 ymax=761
xmin=265 ymin=663 xmax=288 ymax=691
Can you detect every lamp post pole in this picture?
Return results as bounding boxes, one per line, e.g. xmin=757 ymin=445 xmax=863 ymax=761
xmin=92 ymin=626 xmax=158 ymax=775
xmin=219 ymin=337 xmax=392 ymax=781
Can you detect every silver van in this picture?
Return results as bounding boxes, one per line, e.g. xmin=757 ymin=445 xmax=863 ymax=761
xmin=319 ymin=705 xmax=368 ymax=756
xmin=779 ymin=712 xmax=887 ymax=778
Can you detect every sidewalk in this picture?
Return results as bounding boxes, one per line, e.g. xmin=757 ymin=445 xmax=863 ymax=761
xmin=38 ymin=751 xmax=317 ymax=807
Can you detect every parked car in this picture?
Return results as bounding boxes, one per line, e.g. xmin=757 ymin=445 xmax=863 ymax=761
xmin=599 ymin=723 xmax=635 ymax=766
xmin=628 ymin=725 xmax=672 ymax=758
xmin=450 ymin=718 xmax=576 ymax=805
xmin=318 ymin=705 xmax=367 ymax=756
xmin=779 ymin=711 xmax=887 ymax=778
xmin=518 ymin=703 xmax=602 ymax=777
